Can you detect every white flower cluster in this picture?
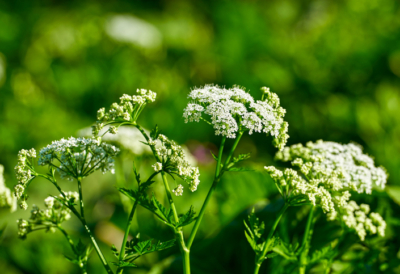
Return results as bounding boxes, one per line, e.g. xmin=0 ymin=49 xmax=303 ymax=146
xmin=172 ymin=184 xmax=184 ymax=196
xmin=276 ymin=141 xmax=387 ymax=194
xmin=17 ymin=193 xmax=77 ymax=239
xmin=150 ymin=134 xmax=200 ymax=195
xmin=38 ymin=137 xmax=119 ymax=180
xmin=14 ymin=149 xmax=37 ymax=209
xmin=338 ymin=201 xmax=386 ymax=241
xmin=93 ymin=89 xmax=157 ymax=136
xmin=183 ymin=85 xmax=289 ymax=150
xmin=0 ymin=165 xmax=17 ymax=212
xmin=265 ymin=157 xmax=354 ymax=218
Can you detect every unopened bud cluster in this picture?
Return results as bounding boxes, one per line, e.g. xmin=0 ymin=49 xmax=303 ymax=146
xmin=150 ymin=134 xmax=200 ymax=195
xmin=93 ymin=89 xmax=156 ymax=136
xmin=183 ymin=85 xmax=289 ymax=150
xmin=14 ymin=149 xmax=37 ymax=208
xmin=17 ymin=193 xmax=77 ymax=239
xmin=338 ymin=201 xmax=386 ymax=241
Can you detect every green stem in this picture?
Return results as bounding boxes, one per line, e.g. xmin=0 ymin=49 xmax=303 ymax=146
xmin=67 ymin=179 xmax=113 ymax=274
xmin=79 ymin=214 xmax=114 ymax=274
xmin=299 ymin=206 xmax=315 ymax=274
xmin=187 ymin=132 xmax=243 ymax=249
xmin=116 ymin=199 xmax=139 ymax=274
xmin=58 ymin=226 xmax=88 ymax=274
xmin=161 ymin=172 xmax=190 ymax=274
xmin=77 ymin=177 xmax=85 ymax=218
xmin=58 ymin=225 xmax=77 ymax=253
xmin=254 ymin=203 xmax=289 ymax=274
xmin=135 ymin=123 xmax=191 ymax=273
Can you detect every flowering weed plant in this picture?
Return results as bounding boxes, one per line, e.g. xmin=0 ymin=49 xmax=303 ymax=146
xmin=8 ymin=85 xmax=389 ymax=274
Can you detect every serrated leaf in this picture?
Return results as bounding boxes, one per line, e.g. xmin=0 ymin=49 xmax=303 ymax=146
xmin=266 ymin=252 xmax=279 ymax=259
xmin=112 ymin=261 xmax=138 ymax=268
xmin=244 ymin=209 xmax=265 ymax=252
xmin=176 ymin=206 xmax=197 ymax=227
xmin=272 ymin=240 xmax=298 ymax=261
xmin=308 ymin=245 xmax=336 ymax=265
xmin=125 ymin=238 xmax=176 ymax=259
xmin=150 ymin=125 xmax=160 ymax=140
xmin=118 ymin=188 xmax=157 ymax=212
xmin=132 ymin=163 xmax=141 ymax=185
xmin=151 ymin=195 xmax=173 ymax=224
xmin=75 ymin=239 xmax=86 ymax=255
xmin=232 ymin=153 xmax=251 ymax=164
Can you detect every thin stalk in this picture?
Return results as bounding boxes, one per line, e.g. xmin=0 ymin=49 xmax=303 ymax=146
xmin=58 ymin=226 xmax=88 ymax=274
xmin=68 ymin=179 xmax=114 ymax=274
xmin=117 ymin=199 xmax=139 ymax=274
xmin=187 ymin=132 xmax=243 ymax=249
xmin=58 ymin=225 xmax=77 ymax=253
xmin=254 ymin=203 xmax=289 ymax=274
xmin=299 ymin=206 xmax=315 ymax=274
xmin=81 ymin=218 xmax=114 ymax=274
xmin=77 ymin=177 xmax=85 ymax=218
xmin=161 ymin=172 xmax=190 ymax=274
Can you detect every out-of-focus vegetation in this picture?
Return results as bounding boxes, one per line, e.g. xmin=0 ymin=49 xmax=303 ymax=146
xmin=1 ymin=0 xmax=400 ymax=273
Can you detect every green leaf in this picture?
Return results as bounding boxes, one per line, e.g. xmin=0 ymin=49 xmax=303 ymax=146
xmin=308 ymin=244 xmax=336 ymax=265
xmin=124 ymin=237 xmax=176 ymax=259
xmin=228 ymin=167 xmax=254 ymax=172
xmin=150 ymin=125 xmax=160 ymax=140
xmin=132 ymin=163 xmax=141 ymax=185
xmin=244 ymin=208 xmax=265 ymax=252
xmin=232 ymin=153 xmax=251 ymax=163
xmin=176 ymin=206 xmax=197 ymax=228
xmin=118 ymin=188 xmax=157 ymax=212
xmin=111 ymin=244 xmax=119 ymax=258
xmin=386 ymin=186 xmax=400 ymax=206
xmin=210 ymin=151 xmax=218 ymax=161
xmin=272 ymin=240 xmax=298 ymax=261
xmin=151 ymin=195 xmax=173 ymax=224
xmin=112 ymin=261 xmax=138 ymax=268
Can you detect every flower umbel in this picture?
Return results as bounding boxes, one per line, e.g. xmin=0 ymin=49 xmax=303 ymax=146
xmin=336 ymin=201 xmax=386 ymax=241
xmin=183 ymin=85 xmax=289 ymax=150
xmin=276 ymin=140 xmax=387 ymax=194
xmin=38 ymin=137 xmax=119 ymax=180
xmin=149 ymin=134 xmax=200 ymax=195
xmin=17 ymin=193 xmax=77 ymax=239
xmin=93 ymin=89 xmax=157 ymax=136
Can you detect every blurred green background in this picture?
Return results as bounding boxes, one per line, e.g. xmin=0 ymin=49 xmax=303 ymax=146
xmin=1 ymin=0 xmax=400 ymax=273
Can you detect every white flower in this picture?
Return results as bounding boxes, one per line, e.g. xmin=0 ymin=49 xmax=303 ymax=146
xmin=152 ymin=162 xmax=163 ymax=172
xmin=172 ymin=184 xmax=184 ymax=196
xmin=184 ymin=84 xmax=289 ymax=150
xmin=338 ymin=201 xmax=386 ymax=240
xmin=38 ymin=137 xmax=119 ymax=180
xmin=94 ymin=89 xmax=156 ymax=131
xmin=153 ymin=134 xmax=200 ymax=194
xmin=0 ymin=164 xmax=17 ymax=212
xmin=276 ymin=141 xmax=387 ymax=194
